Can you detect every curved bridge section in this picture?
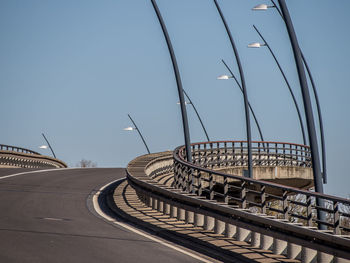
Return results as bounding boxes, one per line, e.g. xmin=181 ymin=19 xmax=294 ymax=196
xmin=0 ymin=144 xmax=67 ymax=168
xmin=127 ymin=142 xmax=350 ymax=262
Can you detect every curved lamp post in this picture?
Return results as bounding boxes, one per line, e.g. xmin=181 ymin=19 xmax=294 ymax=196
xmin=253 ymin=0 xmax=327 ymax=184
xmin=124 ymin=114 xmax=150 ymax=154
xmin=218 ymin=59 xmax=265 ymax=143
xmin=182 ymin=89 xmax=210 ymax=142
xmin=41 ymin=133 xmax=56 ymax=158
xmin=248 ymin=25 xmax=307 ymax=146
xmin=150 ymin=0 xmax=192 ymax=162
xmin=213 ymin=0 xmax=252 ymax=178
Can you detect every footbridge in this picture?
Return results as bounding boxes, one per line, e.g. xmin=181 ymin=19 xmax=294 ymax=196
xmin=126 ymin=141 xmax=350 ymax=262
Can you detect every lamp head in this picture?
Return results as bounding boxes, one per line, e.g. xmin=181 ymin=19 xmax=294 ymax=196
xmin=217 ymin=74 xmax=231 ymax=80
xmin=248 ymin=42 xmax=266 ymax=48
xmin=123 ymin=127 xmax=135 ymax=131
xmin=39 ymin=145 xmax=48 ymax=149
xmin=252 ymin=4 xmax=269 ymax=10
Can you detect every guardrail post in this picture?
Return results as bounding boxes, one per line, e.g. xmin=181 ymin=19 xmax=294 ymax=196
xmin=236 ymin=227 xmax=251 ymax=242
xmin=260 ymin=234 xmax=273 ymax=250
xmin=273 ymin=238 xmax=287 ymax=255
xmin=306 ymin=195 xmax=313 ymax=226
xmin=282 ymin=190 xmax=289 ymax=220
xmin=170 ymin=205 xmax=178 ymax=218
xmin=251 ymin=232 xmax=261 ymax=248
xmin=240 ymin=181 xmax=247 ymax=209
xmin=194 ymin=212 xmax=204 ymax=227
xmin=203 ymin=215 xmax=215 ymax=231
xmin=317 ymin=252 xmax=333 ymax=263
xmin=224 ymin=176 xmax=228 ymax=204
xmin=185 ymin=210 xmax=194 ymax=224
xmin=197 ymin=170 xmax=202 ymax=196
xmin=209 ymin=173 xmax=214 ymax=200
xmin=333 ymin=201 xmax=341 ymax=235
xmin=177 ymin=207 xmax=186 ymax=221
xmin=260 ymin=185 xmax=266 ymax=214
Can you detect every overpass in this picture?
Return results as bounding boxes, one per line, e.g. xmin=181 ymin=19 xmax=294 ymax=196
xmin=1 ymin=143 xmax=349 ymax=262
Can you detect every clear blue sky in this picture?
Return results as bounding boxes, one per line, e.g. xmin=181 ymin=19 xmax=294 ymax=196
xmin=1 ymin=0 xmax=349 ymax=197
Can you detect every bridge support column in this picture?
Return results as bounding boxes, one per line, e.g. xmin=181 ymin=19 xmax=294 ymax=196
xmin=287 ymin=243 xmax=301 ymax=259
xmin=203 ymin=215 xmax=215 ymax=231
xmin=235 ymin=227 xmax=250 ymax=242
xmin=273 ymin=238 xmax=287 ymax=255
xmin=164 ymin=203 xmax=170 ymax=215
xmin=185 ymin=210 xmax=194 ymax=224
xmin=177 ymin=208 xmax=186 ymax=221
xmin=224 ymin=223 xmax=236 ymax=238
xmin=194 ymin=213 xmax=204 ymax=227
xmin=260 ymin=234 xmax=273 ymax=250
xmin=251 ymin=232 xmax=260 ymax=247
xmin=157 ymin=200 xmax=164 ymax=213
xmin=214 ymin=219 xmax=225 ymax=234
xmin=301 ymin=247 xmax=317 ymax=263
xmin=152 ymin=197 xmax=158 ymax=210
xmin=170 ymin=205 xmax=177 ymax=218
xmin=317 ymin=252 xmax=333 ymax=263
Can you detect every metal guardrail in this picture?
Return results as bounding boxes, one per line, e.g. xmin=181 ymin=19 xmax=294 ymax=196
xmin=0 ymin=144 xmax=40 ymax=155
xmin=0 ymin=144 xmax=67 ymax=168
xmin=174 ymin=141 xmax=350 ymax=235
xmin=127 ymin=151 xmax=350 ymax=261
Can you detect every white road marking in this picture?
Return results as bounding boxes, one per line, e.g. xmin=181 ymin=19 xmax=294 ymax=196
xmin=93 ymin=179 xmax=214 ymax=263
xmin=43 ymin=217 xmax=64 ymax=221
xmin=0 ymin=167 xmax=88 ymax=180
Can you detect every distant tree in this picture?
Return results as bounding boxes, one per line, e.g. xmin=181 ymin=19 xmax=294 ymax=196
xmin=77 ymin=159 xmax=97 ymax=168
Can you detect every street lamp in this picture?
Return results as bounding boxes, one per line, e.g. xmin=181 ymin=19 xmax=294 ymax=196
xmin=248 ymin=25 xmax=307 ymax=146
xmin=253 ymin=0 xmax=327 ymax=185
xmin=253 ymin=0 xmax=326 ymax=228
xmin=218 ymin=59 xmax=265 ymax=143
xmin=213 ymin=0 xmax=253 ymax=178
xmin=124 ymin=114 xmax=150 ymax=154
xmin=41 ymin=133 xmax=56 ymax=158
xmin=252 ymin=4 xmax=275 ymax=11
xmin=150 ymin=0 xmax=192 ymax=162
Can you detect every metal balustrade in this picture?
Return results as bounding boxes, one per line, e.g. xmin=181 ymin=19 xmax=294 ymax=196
xmin=174 ymin=141 xmax=350 ymax=235
xmin=0 ymin=144 xmax=40 ymax=155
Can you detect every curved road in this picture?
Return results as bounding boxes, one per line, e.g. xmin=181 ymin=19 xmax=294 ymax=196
xmin=0 ymin=168 xmax=205 ymax=263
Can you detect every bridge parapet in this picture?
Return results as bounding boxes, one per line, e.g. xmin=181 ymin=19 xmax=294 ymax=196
xmin=0 ymin=144 xmax=67 ymax=168
xmin=127 ymin=146 xmax=350 ymax=262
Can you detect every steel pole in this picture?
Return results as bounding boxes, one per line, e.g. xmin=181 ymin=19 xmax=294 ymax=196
xmin=271 ymin=0 xmax=327 ymax=183
xmin=41 ymin=133 xmax=56 ymax=159
xmin=182 ymin=89 xmax=210 ymax=142
xmin=253 ymin=25 xmax=306 ymax=145
xmin=213 ymin=0 xmax=252 ymax=178
xmin=221 ymin=59 xmax=265 ymax=143
xmin=150 ymin=0 xmax=192 ymax=162
xmin=128 ymin=114 xmax=151 ymax=154
xmin=277 ymin=0 xmax=326 ymax=229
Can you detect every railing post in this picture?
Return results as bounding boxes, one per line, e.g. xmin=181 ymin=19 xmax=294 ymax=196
xmin=209 ymin=172 xmax=214 ymax=200
xmin=241 ymin=181 xmax=247 ymax=209
xmin=198 ymin=170 xmax=202 ymax=196
xmin=306 ymin=195 xmax=313 ymax=226
xmin=333 ymin=201 xmax=340 ymax=235
xmin=283 ymin=190 xmax=289 ymax=220
xmin=261 ymin=185 xmax=266 ymax=214
xmin=224 ymin=175 xmax=228 ymax=204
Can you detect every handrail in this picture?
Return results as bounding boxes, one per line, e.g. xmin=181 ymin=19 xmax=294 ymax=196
xmin=173 ymin=141 xmax=350 ymax=235
xmin=0 ymin=144 xmax=40 ymax=155
xmin=126 ymin=151 xmax=350 ymax=260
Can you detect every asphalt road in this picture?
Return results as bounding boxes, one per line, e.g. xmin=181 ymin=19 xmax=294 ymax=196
xmin=0 ymin=168 xmax=204 ymax=263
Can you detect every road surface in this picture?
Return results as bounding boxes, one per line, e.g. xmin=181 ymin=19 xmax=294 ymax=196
xmin=0 ymin=168 xmax=205 ymax=263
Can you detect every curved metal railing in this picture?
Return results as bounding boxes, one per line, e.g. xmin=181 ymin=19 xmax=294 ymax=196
xmin=0 ymin=144 xmax=67 ymax=168
xmin=0 ymin=144 xmax=40 ymax=155
xmin=173 ymin=141 xmax=349 ymax=235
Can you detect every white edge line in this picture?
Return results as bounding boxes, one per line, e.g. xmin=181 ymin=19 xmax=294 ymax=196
xmin=92 ymin=179 xmax=213 ymax=263
xmin=0 ymin=167 xmax=93 ymax=180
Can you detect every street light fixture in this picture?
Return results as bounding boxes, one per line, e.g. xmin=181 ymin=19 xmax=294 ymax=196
xmin=124 ymin=114 xmax=150 ymax=154
xmin=218 ymin=60 xmax=265 ymax=143
xmin=252 ymin=4 xmax=275 ymax=11
xmin=248 ymin=25 xmax=307 ymax=145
